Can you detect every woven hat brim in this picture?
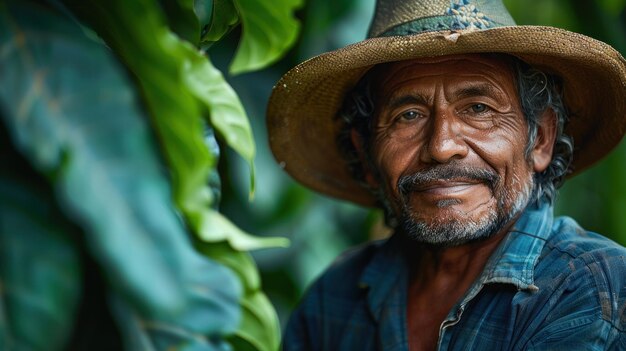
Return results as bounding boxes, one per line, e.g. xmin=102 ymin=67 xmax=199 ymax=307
xmin=267 ymin=26 xmax=626 ymax=207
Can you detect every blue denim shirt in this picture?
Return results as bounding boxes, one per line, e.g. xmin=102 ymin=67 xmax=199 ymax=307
xmin=283 ymin=202 xmax=626 ymax=350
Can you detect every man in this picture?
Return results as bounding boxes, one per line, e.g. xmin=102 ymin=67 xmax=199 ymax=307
xmin=267 ymin=0 xmax=626 ymax=349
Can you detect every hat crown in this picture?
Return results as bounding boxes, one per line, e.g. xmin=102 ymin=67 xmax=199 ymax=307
xmin=368 ymin=0 xmax=516 ymax=37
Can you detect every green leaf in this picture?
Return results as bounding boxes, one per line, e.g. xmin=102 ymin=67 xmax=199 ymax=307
xmin=0 ymin=0 xmax=177 ymax=314
xmin=159 ymin=0 xmax=201 ymax=44
xmin=200 ymin=0 xmax=239 ymax=47
xmin=205 ymin=126 xmax=223 ymax=209
xmin=62 ymin=0 xmax=280 ymax=250
xmin=62 ymin=0 xmax=218 ymax=212
xmin=182 ymin=49 xmax=256 ymax=181
xmin=194 ymin=0 xmax=214 ymax=30
xmin=200 ymin=242 xmax=260 ymax=291
xmin=231 ymin=292 xmax=281 ymax=351
xmin=0 ymin=2 xmax=242 ymax=345
xmin=59 ymin=0 xmax=219 ymax=231
xmin=200 ymin=243 xmax=281 ymax=351
xmin=0 ymin=141 xmax=82 ymax=351
xmin=199 ymin=210 xmax=289 ymax=251
xmin=109 ymin=293 xmax=235 ymax=351
xmin=230 ymin=0 xmax=303 ymax=74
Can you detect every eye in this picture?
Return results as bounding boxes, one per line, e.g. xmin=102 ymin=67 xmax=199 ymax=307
xmin=398 ymin=110 xmax=421 ymax=121
xmin=470 ymin=104 xmax=488 ymax=113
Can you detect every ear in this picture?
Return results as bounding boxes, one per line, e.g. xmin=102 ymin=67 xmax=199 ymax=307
xmin=531 ymin=109 xmax=557 ymax=173
xmin=350 ymin=129 xmax=379 ymax=188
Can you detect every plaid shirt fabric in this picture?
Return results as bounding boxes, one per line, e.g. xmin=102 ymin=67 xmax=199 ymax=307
xmin=283 ymin=202 xmax=626 ymax=350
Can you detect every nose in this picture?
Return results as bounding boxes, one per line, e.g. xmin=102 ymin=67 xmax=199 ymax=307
xmin=420 ymin=111 xmax=469 ymax=164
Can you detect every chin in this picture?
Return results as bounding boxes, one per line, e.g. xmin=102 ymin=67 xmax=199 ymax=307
xmin=400 ymin=211 xmax=501 ymax=247
xmin=400 ymin=184 xmax=533 ymax=247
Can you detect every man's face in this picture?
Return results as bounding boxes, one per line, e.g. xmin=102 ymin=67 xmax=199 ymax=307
xmin=367 ymin=54 xmax=539 ymax=246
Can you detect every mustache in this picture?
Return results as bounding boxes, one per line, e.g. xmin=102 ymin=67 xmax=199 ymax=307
xmin=397 ymin=164 xmax=499 ymax=197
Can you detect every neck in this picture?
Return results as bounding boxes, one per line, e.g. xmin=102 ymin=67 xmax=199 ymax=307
xmin=409 ymin=231 xmax=506 ymax=290
xmin=404 ymin=217 xmax=519 ymax=351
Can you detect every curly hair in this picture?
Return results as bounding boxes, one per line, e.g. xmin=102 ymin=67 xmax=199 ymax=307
xmin=337 ymin=55 xmax=573 ymax=209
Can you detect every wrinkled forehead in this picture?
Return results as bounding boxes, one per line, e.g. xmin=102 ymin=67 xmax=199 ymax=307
xmin=370 ymin=53 xmax=519 ymax=96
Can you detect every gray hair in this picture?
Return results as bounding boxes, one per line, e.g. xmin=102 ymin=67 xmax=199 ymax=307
xmin=337 ymin=55 xmax=573 ymax=210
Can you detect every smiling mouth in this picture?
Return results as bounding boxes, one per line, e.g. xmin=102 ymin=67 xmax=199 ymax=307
xmin=397 ymin=164 xmax=499 ymax=200
xmin=408 ymin=180 xmax=492 ymax=210
xmin=414 ymin=180 xmax=482 ymax=195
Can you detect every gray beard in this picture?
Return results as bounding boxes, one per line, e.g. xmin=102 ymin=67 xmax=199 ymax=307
xmin=397 ymin=167 xmax=534 ymax=247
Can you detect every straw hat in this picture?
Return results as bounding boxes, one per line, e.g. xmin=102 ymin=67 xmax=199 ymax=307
xmin=267 ymin=0 xmax=626 ymax=207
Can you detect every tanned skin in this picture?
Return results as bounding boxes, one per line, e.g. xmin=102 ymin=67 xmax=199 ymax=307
xmin=353 ymin=54 xmax=557 ymax=351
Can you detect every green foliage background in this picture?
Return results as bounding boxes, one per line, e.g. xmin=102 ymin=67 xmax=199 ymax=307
xmin=215 ymin=0 xmax=626 ymax=330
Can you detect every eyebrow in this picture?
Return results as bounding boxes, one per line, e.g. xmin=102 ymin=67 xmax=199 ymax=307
xmin=454 ymin=83 xmax=504 ymax=100
xmin=387 ymin=94 xmax=430 ymax=110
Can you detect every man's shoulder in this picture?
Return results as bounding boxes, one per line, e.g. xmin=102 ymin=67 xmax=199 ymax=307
xmin=282 ymin=240 xmax=390 ymax=349
xmin=312 ymin=239 xmax=386 ymax=293
xmin=547 ymin=215 xmax=626 ymax=261
xmin=536 ymin=216 xmax=626 ymax=331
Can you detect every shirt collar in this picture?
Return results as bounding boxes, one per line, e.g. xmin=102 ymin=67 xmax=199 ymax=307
xmin=359 ymin=200 xmax=554 ymax=317
xmin=480 ymin=200 xmax=553 ymax=290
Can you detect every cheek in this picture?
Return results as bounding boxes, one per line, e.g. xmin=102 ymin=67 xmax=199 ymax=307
xmin=373 ymin=138 xmax=422 ymax=192
xmin=466 ymin=141 xmax=532 ymax=211
xmin=466 ymin=117 xmax=532 ymax=181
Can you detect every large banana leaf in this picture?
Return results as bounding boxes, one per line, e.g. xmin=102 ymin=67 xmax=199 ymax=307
xmin=0 ymin=138 xmax=81 ymax=351
xmin=60 ymin=0 xmax=268 ymax=248
xmin=0 ymin=2 xmax=241 ymax=349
